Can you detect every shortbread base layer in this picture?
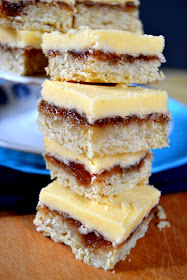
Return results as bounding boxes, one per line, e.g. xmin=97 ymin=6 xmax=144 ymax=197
xmin=0 ymin=45 xmax=47 ymax=75
xmin=44 ymin=152 xmax=152 ymax=200
xmin=34 ymin=204 xmax=155 ymax=270
xmin=74 ymin=3 xmax=142 ymax=33
xmin=38 ymin=112 xmax=169 ymax=157
xmin=0 ymin=1 xmax=74 ymax=32
xmin=46 ymin=53 xmax=164 ymax=84
xmin=0 ymin=1 xmax=142 ymax=33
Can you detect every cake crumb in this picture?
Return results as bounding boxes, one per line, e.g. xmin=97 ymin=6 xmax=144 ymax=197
xmin=104 ymin=205 xmax=108 ymax=211
xmin=128 ymin=259 xmax=131 ymax=262
xmin=156 ymin=205 xmax=167 ymax=219
xmin=157 ymin=221 xmax=171 ymax=231
xmin=112 ymin=270 xmax=115 ymax=274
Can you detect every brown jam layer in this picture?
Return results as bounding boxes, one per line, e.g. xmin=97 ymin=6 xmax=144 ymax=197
xmin=45 ymin=152 xmax=150 ymax=187
xmin=47 ymin=48 xmax=159 ymax=64
xmin=38 ymin=204 xmax=157 ymax=250
xmin=0 ymin=0 xmax=74 ymax=17
xmin=0 ymin=43 xmax=43 ymax=56
xmin=76 ymin=1 xmax=137 ymax=12
xmin=39 ymin=99 xmax=170 ymax=128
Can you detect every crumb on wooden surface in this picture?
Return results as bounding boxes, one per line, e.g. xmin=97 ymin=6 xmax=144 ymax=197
xmin=157 ymin=221 xmax=171 ymax=231
xmin=156 ymin=205 xmax=167 ymax=219
xmin=128 ymin=259 xmax=131 ymax=262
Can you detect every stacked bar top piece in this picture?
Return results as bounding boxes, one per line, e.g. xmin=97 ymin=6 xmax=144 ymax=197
xmin=42 ymin=27 xmax=165 ymax=83
xmin=34 ymin=27 xmax=170 ymax=270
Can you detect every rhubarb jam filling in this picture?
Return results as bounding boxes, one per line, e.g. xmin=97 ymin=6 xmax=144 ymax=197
xmin=47 ymin=48 xmax=159 ymax=64
xmin=0 ymin=0 xmax=74 ymax=17
xmin=0 ymin=43 xmax=43 ymax=55
xmin=44 ymin=152 xmax=151 ymax=187
xmin=39 ymin=99 xmax=170 ymax=128
xmin=76 ymin=1 xmax=137 ymax=12
xmin=38 ymin=204 xmax=157 ymax=249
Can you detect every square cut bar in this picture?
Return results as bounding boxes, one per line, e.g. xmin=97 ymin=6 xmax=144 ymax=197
xmin=0 ymin=27 xmax=47 ymax=75
xmin=34 ymin=180 xmax=161 ymax=270
xmin=0 ymin=0 xmax=75 ymax=33
xmin=42 ymin=27 xmax=165 ymax=84
xmin=74 ymin=0 xmax=143 ymax=33
xmin=38 ymin=80 xmax=170 ymax=158
xmin=44 ymin=138 xmax=153 ymax=200
xmin=0 ymin=0 xmax=142 ymax=34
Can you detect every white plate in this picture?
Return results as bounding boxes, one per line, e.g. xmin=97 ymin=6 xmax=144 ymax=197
xmin=0 ymin=81 xmax=43 ymax=154
xmin=0 ymin=70 xmax=45 ymax=86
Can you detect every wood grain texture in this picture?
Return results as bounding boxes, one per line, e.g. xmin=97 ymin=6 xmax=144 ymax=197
xmin=0 ymin=192 xmax=186 ymax=280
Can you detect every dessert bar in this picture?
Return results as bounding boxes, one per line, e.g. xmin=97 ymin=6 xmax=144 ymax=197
xmin=0 ymin=0 xmax=142 ymax=33
xmin=0 ymin=26 xmax=47 ymax=75
xmin=0 ymin=0 xmax=74 ymax=33
xmin=38 ymin=81 xmax=170 ymax=158
xmin=44 ymin=138 xmax=152 ymax=200
xmin=42 ymin=27 xmax=165 ymax=83
xmin=74 ymin=0 xmax=142 ymax=33
xmin=34 ymin=181 xmax=160 ymax=270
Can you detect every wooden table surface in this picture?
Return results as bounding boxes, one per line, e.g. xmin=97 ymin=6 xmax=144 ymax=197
xmin=153 ymin=69 xmax=187 ymax=105
xmin=0 ymin=69 xmax=187 ymax=280
xmin=0 ymin=193 xmax=187 ymax=280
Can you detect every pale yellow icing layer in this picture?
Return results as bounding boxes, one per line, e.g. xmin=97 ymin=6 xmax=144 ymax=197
xmin=42 ymin=80 xmax=168 ymax=122
xmin=42 ymin=27 xmax=164 ymax=55
xmin=0 ymin=27 xmax=43 ymax=49
xmin=40 ymin=181 xmax=160 ymax=244
xmin=44 ymin=138 xmax=148 ymax=174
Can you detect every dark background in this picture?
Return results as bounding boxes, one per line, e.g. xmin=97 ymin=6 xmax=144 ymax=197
xmin=140 ymin=0 xmax=187 ymax=69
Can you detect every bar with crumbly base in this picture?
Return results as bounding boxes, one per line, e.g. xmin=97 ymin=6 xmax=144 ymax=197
xmin=42 ymin=27 xmax=165 ymax=84
xmin=74 ymin=0 xmax=142 ymax=33
xmin=0 ymin=0 xmax=75 ymax=33
xmin=0 ymin=0 xmax=142 ymax=33
xmin=34 ymin=181 xmax=160 ymax=270
xmin=0 ymin=26 xmax=47 ymax=75
xmin=44 ymin=138 xmax=153 ymax=200
xmin=38 ymin=81 xmax=170 ymax=158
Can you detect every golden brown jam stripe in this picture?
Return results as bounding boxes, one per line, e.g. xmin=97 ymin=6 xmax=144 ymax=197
xmin=0 ymin=43 xmax=43 ymax=55
xmin=0 ymin=0 xmax=74 ymax=17
xmin=45 ymin=152 xmax=150 ymax=187
xmin=38 ymin=204 xmax=157 ymax=249
xmin=47 ymin=48 xmax=159 ymax=64
xmin=76 ymin=1 xmax=137 ymax=12
xmin=39 ymin=100 xmax=170 ymax=127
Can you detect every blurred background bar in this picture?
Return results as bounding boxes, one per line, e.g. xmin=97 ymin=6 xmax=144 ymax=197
xmin=140 ymin=0 xmax=187 ymax=69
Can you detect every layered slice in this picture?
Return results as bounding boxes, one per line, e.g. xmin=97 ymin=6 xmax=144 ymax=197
xmin=0 ymin=27 xmax=47 ymax=75
xmin=38 ymin=81 xmax=170 ymax=158
xmin=0 ymin=0 xmax=142 ymax=33
xmin=0 ymin=0 xmax=75 ymax=33
xmin=34 ymin=181 xmax=160 ymax=270
xmin=74 ymin=0 xmax=142 ymax=33
xmin=44 ymin=138 xmax=152 ymax=200
xmin=42 ymin=27 xmax=165 ymax=84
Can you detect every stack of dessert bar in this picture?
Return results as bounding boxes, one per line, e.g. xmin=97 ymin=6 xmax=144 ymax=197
xmin=0 ymin=0 xmax=142 ymax=75
xmin=34 ymin=28 xmax=170 ymax=270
